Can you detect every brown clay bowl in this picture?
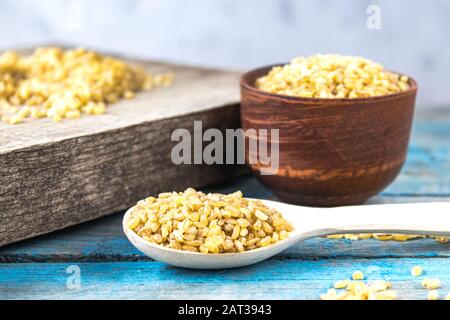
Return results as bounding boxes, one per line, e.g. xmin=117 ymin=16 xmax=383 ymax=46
xmin=240 ymin=64 xmax=418 ymax=207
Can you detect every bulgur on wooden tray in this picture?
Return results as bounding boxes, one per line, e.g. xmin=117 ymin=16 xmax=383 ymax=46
xmin=0 ymin=47 xmax=173 ymax=124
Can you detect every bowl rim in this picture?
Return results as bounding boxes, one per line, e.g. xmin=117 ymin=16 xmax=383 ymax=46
xmin=240 ymin=63 xmax=418 ymax=104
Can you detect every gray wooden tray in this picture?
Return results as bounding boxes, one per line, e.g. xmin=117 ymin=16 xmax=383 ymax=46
xmin=0 ymin=48 xmax=244 ymax=246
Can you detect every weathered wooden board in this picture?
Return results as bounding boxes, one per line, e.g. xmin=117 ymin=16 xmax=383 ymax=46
xmin=1 ymin=210 xmax=448 ymax=263
xmin=0 ymin=48 xmax=243 ymax=247
xmin=1 ymin=259 xmax=449 ymax=300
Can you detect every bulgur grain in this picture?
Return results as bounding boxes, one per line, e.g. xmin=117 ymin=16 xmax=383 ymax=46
xmin=321 ymin=277 xmax=396 ymax=300
xmin=0 ymin=47 xmax=173 ymax=124
xmin=325 ymin=233 xmax=448 ymax=243
xmin=411 ymin=265 xmax=423 ymax=277
xmin=421 ymin=278 xmax=441 ymax=290
xmin=333 ymin=279 xmax=350 ymax=289
xmin=352 ymin=271 xmax=364 ymax=280
xmin=256 ymin=54 xmax=410 ymax=99
xmin=127 ymin=188 xmax=293 ymax=254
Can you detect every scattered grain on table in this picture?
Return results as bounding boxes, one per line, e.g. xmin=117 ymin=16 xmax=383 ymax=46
xmin=322 ymin=267 xmax=448 ymax=300
xmin=326 ymin=233 xmax=449 ymax=243
xmin=321 ymin=277 xmax=395 ymax=300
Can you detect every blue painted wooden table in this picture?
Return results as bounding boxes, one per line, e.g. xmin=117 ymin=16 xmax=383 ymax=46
xmin=1 ymin=109 xmax=449 ymax=300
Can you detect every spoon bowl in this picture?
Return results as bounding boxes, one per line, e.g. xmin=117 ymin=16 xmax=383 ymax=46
xmin=123 ymin=200 xmax=450 ymax=269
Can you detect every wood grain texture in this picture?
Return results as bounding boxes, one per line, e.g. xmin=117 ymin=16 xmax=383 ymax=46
xmin=1 ymin=259 xmax=449 ymax=300
xmin=0 ymin=48 xmax=244 ymax=247
xmin=240 ymin=65 xmax=418 ymax=206
xmin=0 ymin=211 xmax=448 ymax=263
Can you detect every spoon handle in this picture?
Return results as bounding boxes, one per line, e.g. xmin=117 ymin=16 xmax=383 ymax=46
xmin=306 ymin=202 xmax=450 ymax=237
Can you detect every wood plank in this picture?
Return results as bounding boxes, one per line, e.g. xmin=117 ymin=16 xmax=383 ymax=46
xmin=1 ymin=259 xmax=449 ymax=299
xmin=0 ymin=48 xmax=244 ymax=247
xmin=382 ymin=113 xmax=450 ymax=197
xmin=1 ymin=224 xmax=448 ymax=262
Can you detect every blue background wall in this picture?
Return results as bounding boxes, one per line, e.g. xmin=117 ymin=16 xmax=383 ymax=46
xmin=0 ymin=0 xmax=448 ymax=107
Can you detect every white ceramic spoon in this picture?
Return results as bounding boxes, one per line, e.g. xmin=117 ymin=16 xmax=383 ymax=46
xmin=123 ymin=200 xmax=450 ymax=269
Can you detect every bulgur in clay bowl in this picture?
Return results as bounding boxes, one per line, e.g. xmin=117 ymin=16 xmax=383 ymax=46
xmin=240 ymin=54 xmax=418 ymax=207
